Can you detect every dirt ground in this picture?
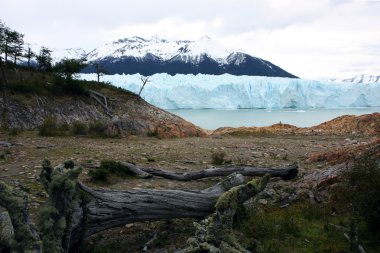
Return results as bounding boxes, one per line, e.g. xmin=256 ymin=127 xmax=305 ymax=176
xmin=0 ymin=131 xmax=377 ymax=252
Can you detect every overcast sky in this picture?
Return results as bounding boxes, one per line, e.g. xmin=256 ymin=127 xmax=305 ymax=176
xmin=1 ymin=0 xmax=379 ymax=79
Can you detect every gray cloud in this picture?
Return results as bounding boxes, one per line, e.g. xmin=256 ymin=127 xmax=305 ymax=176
xmin=0 ymin=0 xmax=379 ymax=79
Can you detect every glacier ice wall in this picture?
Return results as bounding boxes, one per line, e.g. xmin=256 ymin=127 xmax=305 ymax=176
xmin=79 ymin=73 xmax=380 ymax=109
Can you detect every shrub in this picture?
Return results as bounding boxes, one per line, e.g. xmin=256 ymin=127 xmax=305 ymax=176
xmin=38 ymin=117 xmax=60 ymax=136
xmin=88 ymin=168 xmax=109 ymax=182
xmin=88 ymin=121 xmax=107 ymax=137
xmin=345 ymin=154 xmax=380 ymax=237
xmin=58 ymin=122 xmax=70 ymax=132
xmin=211 ymin=150 xmax=226 ymax=165
xmin=8 ymin=127 xmax=23 ymax=136
xmin=52 ymin=76 xmax=87 ymax=96
xmin=99 ymin=160 xmax=134 ymax=176
xmin=88 ymin=160 xmax=135 ymax=182
xmin=71 ymin=121 xmax=88 ymax=135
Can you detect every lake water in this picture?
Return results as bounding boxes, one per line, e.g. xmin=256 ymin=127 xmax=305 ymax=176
xmin=168 ymin=108 xmax=380 ymax=130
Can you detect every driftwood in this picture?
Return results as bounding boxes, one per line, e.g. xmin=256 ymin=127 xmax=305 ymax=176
xmin=103 ymin=162 xmax=299 ymax=181
xmin=4 ymin=160 xmax=246 ymax=252
xmin=88 ymin=89 xmax=112 ymax=117
xmin=183 ymin=175 xmax=270 ymax=253
xmin=69 ymin=173 xmax=246 ymax=249
xmin=0 ymin=159 xmax=298 ymax=252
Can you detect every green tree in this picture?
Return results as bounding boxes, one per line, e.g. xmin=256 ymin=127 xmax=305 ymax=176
xmin=2 ymin=28 xmax=18 ymax=64
xmin=0 ymin=20 xmax=5 ymax=60
xmin=36 ymin=47 xmax=53 ymax=71
xmin=10 ymin=31 xmax=24 ymax=65
xmin=54 ymin=58 xmax=87 ymax=80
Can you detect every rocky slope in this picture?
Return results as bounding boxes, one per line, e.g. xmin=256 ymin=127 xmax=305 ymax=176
xmin=1 ymin=83 xmax=206 ymax=138
xmin=212 ymin=113 xmax=380 ymax=136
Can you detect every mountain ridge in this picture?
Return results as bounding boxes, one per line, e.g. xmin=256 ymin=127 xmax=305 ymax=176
xmin=79 ymin=36 xmax=297 ymax=78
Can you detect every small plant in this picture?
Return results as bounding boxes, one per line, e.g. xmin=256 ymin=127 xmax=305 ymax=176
xmin=38 ymin=116 xmax=60 ymax=136
xmin=8 ymin=127 xmax=23 ymax=136
xmin=88 ymin=120 xmax=107 ymax=137
xmin=88 ymin=168 xmax=109 ymax=182
xmin=99 ymin=160 xmax=134 ymax=176
xmin=71 ymin=121 xmax=88 ymax=135
xmin=88 ymin=160 xmax=135 ymax=182
xmin=211 ymin=150 xmax=226 ymax=165
xmin=0 ymin=152 xmax=6 ymax=160
xmin=344 ymin=154 xmax=380 ymax=237
xmin=58 ymin=122 xmax=70 ymax=132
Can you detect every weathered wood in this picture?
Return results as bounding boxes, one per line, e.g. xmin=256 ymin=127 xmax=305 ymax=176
xmin=119 ymin=162 xmax=153 ymax=178
xmin=119 ymin=162 xmax=298 ymax=181
xmin=183 ymin=175 xmax=270 ymax=253
xmin=88 ymin=89 xmax=112 ymax=117
xmin=0 ymin=181 xmax=41 ymax=252
xmin=68 ymin=173 xmax=246 ymax=248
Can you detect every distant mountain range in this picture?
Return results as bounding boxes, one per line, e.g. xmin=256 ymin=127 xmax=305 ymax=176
xmin=59 ymin=36 xmax=297 ymax=78
xmin=330 ymin=74 xmax=380 ymax=84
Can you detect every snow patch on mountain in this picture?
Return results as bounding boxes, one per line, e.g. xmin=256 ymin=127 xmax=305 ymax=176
xmin=86 ymin=35 xmax=246 ymax=65
xmin=78 ymin=73 xmax=380 ymax=110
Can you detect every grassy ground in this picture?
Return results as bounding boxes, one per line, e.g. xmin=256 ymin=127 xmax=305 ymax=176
xmin=0 ymin=130 xmax=378 ymax=252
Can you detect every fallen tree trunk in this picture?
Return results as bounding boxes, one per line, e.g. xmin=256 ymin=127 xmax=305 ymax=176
xmin=2 ymin=159 xmax=297 ymax=252
xmin=68 ymin=173 xmax=246 ymax=249
xmin=101 ymin=162 xmax=299 ymax=181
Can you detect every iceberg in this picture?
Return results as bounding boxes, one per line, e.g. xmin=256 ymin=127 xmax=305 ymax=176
xmin=78 ymin=73 xmax=380 ymax=109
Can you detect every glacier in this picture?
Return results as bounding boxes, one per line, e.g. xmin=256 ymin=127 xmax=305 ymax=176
xmin=78 ymin=73 xmax=380 ymax=110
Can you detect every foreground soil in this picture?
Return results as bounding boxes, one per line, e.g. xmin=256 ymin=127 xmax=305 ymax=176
xmin=0 ymin=131 xmax=379 ymax=252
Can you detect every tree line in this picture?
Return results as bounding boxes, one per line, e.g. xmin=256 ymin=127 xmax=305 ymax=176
xmin=0 ymin=20 xmax=150 ymax=93
xmin=0 ymin=20 xmax=51 ymax=69
xmin=0 ymin=20 xmax=95 ymax=77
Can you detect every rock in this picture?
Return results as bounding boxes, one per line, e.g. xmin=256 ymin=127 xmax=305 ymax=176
xmin=125 ymin=223 xmax=134 ymax=228
xmin=258 ymin=199 xmax=268 ymax=205
xmin=36 ymin=144 xmax=54 ymax=149
xmin=0 ymin=141 xmax=11 ymax=147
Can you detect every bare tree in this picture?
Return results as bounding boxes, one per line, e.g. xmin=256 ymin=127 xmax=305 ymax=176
xmin=24 ymin=46 xmax=35 ymax=68
xmin=138 ymin=75 xmax=150 ymax=96
xmin=94 ymin=62 xmax=106 ymax=83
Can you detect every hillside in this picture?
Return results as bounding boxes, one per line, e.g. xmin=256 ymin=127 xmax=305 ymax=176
xmin=0 ymin=69 xmax=206 ymax=138
xmin=211 ymin=113 xmax=380 ymax=136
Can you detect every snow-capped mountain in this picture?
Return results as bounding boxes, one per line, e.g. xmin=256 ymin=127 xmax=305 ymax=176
xmin=52 ymin=48 xmax=87 ymax=62
xmin=331 ymin=74 xmax=380 ymax=84
xmin=82 ymin=36 xmax=297 ymax=78
xmin=21 ymin=43 xmax=87 ymax=66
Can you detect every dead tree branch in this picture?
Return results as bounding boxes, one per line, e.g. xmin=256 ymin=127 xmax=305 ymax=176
xmin=99 ymin=162 xmax=298 ymax=181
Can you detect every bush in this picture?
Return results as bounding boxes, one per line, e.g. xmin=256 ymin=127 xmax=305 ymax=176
xmin=38 ymin=117 xmax=61 ymax=136
xmin=52 ymin=76 xmax=87 ymax=96
xmin=71 ymin=121 xmax=88 ymax=135
xmin=88 ymin=121 xmax=107 ymax=137
xmin=99 ymin=160 xmax=134 ymax=176
xmin=88 ymin=168 xmax=109 ymax=182
xmin=8 ymin=127 xmax=23 ymax=136
xmin=211 ymin=150 xmax=226 ymax=165
xmin=88 ymin=160 xmax=135 ymax=182
xmin=345 ymin=154 xmax=380 ymax=237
